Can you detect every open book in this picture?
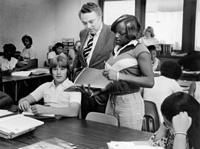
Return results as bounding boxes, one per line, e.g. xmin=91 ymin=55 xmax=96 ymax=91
xmin=0 ymin=114 xmax=44 ymax=139
xmin=12 ymin=68 xmax=50 ymax=77
xmin=19 ymin=137 xmax=78 ymax=149
xmin=74 ymin=67 xmax=111 ymax=89
xmin=22 ymin=108 xmax=55 ymax=119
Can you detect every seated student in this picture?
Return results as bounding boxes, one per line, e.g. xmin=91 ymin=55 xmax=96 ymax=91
xmin=147 ymin=45 xmax=161 ymax=71
xmin=149 ymin=92 xmax=200 ymax=149
xmin=0 ymin=43 xmax=18 ymax=75
xmin=16 ymin=35 xmax=37 ymax=71
xmin=47 ymin=42 xmax=66 ymax=65
xmin=142 ymin=61 xmax=183 ymax=122
xmin=18 ymin=55 xmax=81 ymax=117
xmin=0 ymin=91 xmax=14 ymax=109
xmin=188 ymin=81 xmax=200 ymax=103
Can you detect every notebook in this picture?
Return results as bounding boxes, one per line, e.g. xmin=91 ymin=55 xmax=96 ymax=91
xmin=0 ymin=114 xmax=44 ymax=139
xmin=19 ymin=137 xmax=79 ymax=149
xmin=74 ymin=67 xmax=111 ymax=89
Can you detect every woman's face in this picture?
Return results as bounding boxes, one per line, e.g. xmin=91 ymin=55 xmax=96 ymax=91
xmin=52 ymin=66 xmax=67 ymax=85
xmin=114 ymin=22 xmax=130 ymax=47
xmin=23 ymin=38 xmax=31 ymax=48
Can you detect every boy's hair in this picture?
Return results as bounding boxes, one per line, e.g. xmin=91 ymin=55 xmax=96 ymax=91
xmin=49 ymin=55 xmax=69 ymax=74
xmin=160 ymin=61 xmax=182 ymax=80
xmin=147 ymin=45 xmax=156 ymax=52
xmin=78 ymin=2 xmax=102 ymax=18
xmin=21 ymin=35 xmax=33 ymax=45
xmin=52 ymin=42 xmax=64 ymax=54
xmin=161 ymin=92 xmax=200 ymax=149
xmin=3 ymin=43 xmax=16 ymax=56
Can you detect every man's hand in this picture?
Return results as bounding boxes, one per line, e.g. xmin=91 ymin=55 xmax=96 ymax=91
xmin=31 ymin=104 xmax=46 ymax=115
xmin=18 ymin=98 xmax=30 ymax=111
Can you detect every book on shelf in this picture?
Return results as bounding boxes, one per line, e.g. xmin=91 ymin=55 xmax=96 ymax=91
xmin=19 ymin=137 xmax=79 ymax=149
xmin=0 ymin=114 xmax=44 ymax=139
xmin=74 ymin=67 xmax=111 ymax=89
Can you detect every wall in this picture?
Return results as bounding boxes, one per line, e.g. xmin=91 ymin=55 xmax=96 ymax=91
xmin=0 ymin=0 xmax=97 ymax=67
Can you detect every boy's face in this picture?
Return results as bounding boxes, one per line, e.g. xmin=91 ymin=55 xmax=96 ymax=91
xmin=52 ymin=66 xmax=67 ymax=85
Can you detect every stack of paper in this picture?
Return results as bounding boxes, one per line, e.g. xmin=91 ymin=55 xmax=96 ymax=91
xmin=0 ymin=114 xmax=44 ymax=139
xmin=107 ymin=141 xmax=164 ymax=149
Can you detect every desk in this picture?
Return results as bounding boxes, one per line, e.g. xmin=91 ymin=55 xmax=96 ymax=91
xmin=0 ymin=118 xmax=152 ymax=149
xmin=2 ymin=74 xmax=52 ymax=102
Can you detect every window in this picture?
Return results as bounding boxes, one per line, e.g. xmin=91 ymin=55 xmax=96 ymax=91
xmin=145 ymin=0 xmax=183 ymax=50
xmin=103 ymin=0 xmax=135 ymax=25
xmin=195 ymin=0 xmax=200 ymax=51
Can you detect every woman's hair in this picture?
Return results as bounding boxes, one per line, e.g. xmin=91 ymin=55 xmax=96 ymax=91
xmin=52 ymin=42 xmax=64 ymax=55
xmin=21 ymin=35 xmax=33 ymax=45
xmin=111 ymin=14 xmax=141 ymax=40
xmin=161 ymin=92 xmax=200 ymax=149
xmin=79 ymin=2 xmax=102 ymax=18
xmin=160 ymin=61 xmax=182 ymax=80
xmin=144 ymin=26 xmax=155 ymax=37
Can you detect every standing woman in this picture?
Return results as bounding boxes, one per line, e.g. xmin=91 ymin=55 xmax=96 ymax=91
xmin=103 ymin=15 xmax=154 ymax=130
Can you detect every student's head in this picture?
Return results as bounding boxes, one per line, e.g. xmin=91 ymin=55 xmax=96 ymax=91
xmin=49 ymin=55 xmax=69 ymax=85
xmin=53 ymin=42 xmax=64 ymax=55
xmin=3 ymin=43 xmax=16 ymax=61
xmin=160 ymin=61 xmax=182 ymax=80
xmin=111 ymin=14 xmax=141 ymax=47
xmin=147 ymin=45 xmax=157 ymax=61
xmin=79 ymin=2 xmax=102 ymax=35
xmin=22 ymin=35 xmax=32 ymax=48
xmin=144 ymin=26 xmax=155 ymax=38
xmin=161 ymin=92 xmax=200 ymax=148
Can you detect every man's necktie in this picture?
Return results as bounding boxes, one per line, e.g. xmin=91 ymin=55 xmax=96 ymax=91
xmin=83 ymin=33 xmax=95 ymax=60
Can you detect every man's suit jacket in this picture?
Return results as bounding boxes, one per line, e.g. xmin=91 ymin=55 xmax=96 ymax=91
xmin=75 ymin=24 xmax=115 ymax=70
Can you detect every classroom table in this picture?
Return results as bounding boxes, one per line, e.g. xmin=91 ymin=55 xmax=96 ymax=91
xmin=0 ymin=118 xmax=152 ymax=149
xmin=2 ymin=73 xmax=52 ymax=103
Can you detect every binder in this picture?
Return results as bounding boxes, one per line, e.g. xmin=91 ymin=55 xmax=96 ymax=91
xmin=0 ymin=114 xmax=44 ymax=139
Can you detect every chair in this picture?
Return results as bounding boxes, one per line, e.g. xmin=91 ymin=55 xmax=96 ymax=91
xmin=142 ymin=100 xmax=160 ymax=133
xmin=86 ymin=112 xmax=118 ymax=126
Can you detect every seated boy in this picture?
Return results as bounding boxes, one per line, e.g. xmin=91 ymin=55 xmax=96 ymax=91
xmin=18 ymin=55 xmax=81 ymax=117
xmin=0 ymin=43 xmax=18 ymax=75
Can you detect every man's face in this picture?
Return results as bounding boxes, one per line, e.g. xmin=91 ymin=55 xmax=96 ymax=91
xmin=80 ymin=11 xmax=102 ymax=34
xmin=52 ymin=66 xmax=67 ymax=85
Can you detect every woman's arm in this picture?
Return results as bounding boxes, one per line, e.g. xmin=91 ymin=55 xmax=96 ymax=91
xmin=120 ymin=52 xmax=154 ymax=88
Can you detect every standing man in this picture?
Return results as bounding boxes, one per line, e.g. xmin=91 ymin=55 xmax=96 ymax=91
xmin=74 ymin=2 xmax=115 ymax=119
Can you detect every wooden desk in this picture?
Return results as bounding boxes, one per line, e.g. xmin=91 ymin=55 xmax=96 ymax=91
xmin=0 ymin=118 xmax=152 ymax=149
xmin=2 ymin=74 xmax=52 ymax=102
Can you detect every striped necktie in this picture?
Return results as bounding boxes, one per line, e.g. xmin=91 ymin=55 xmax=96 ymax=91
xmin=83 ymin=33 xmax=95 ymax=60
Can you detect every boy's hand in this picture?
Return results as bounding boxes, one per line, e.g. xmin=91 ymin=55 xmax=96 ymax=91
xmin=172 ymin=112 xmax=192 ymax=134
xmin=31 ymin=104 xmax=45 ymax=115
xmin=18 ymin=98 xmax=30 ymax=111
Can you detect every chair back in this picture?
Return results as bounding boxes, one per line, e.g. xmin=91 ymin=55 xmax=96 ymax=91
xmin=86 ymin=112 xmax=118 ymax=126
xmin=142 ymin=100 xmax=160 ymax=132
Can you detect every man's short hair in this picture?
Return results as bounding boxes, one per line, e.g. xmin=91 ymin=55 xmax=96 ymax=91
xmin=78 ymin=2 xmax=102 ymax=18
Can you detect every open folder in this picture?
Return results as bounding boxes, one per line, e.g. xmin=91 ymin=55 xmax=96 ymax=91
xmin=0 ymin=114 xmax=44 ymax=139
xmin=74 ymin=67 xmax=111 ymax=89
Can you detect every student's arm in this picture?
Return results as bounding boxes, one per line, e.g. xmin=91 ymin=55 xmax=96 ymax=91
xmin=172 ymin=112 xmax=192 ymax=149
xmin=103 ymin=52 xmax=154 ymax=88
xmin=31 ymin=103 xmax=80 ymax=117
xmin=188 ymin=82 xmax=196 ymax=97
xmin=18 ymin=95 xmax=36 ymax=111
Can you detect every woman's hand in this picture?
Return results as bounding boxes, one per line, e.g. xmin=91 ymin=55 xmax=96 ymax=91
xmin=172 ymin=112 xmax=192 ymax=134
xmin=103 ymin=69 xmax=118 ymax=81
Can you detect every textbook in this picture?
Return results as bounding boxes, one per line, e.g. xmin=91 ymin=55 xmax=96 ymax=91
xmin=74 ymin=67 xmax=111 ymax=89
xmin=0 ymin=114 xmax=44 ymax=139
xmin=12 ymin=68 xmax=50 ymax=77
xmin=19 ymin=137 xmax=79 ymax=149
xmin=107 ymin=141 xmax=164 ymax=149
